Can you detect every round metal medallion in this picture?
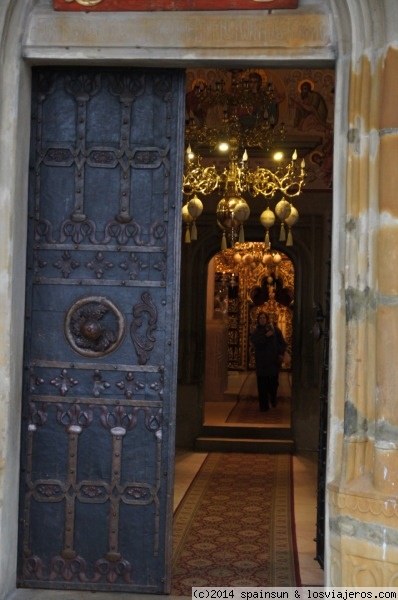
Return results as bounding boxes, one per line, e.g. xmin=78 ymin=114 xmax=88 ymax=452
xmin=65 ymin=296 xmax=126 ymax=358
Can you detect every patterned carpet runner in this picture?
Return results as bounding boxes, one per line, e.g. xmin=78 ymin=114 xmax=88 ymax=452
xmin=226 ymin=371 xmax=291 ymax=425
xmin=172 ymin=453 xmax=299 ymax=594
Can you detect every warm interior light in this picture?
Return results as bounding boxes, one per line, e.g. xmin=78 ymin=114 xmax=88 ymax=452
xmin=186 ymin=145 xmax=195 ymax=161
xmin=218 ymin=141 xmax=230 ymax=153
xmin=273 ymin=151 xmax=284 ymax=162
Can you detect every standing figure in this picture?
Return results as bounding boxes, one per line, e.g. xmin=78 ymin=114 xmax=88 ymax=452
xmin=250 ymin=312 xmax=287 ymax=412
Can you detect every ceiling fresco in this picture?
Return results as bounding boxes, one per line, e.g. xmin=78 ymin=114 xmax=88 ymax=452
xmin=185 ymin=67 xmax=335 ymax=189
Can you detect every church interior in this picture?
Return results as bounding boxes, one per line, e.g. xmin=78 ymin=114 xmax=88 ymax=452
xmin=173 ymin=64 xmax=334 ymax=582
xmin=177 ymin=65 xmax=333 ymax=444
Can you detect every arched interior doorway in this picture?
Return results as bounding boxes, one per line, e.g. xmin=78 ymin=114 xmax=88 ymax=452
xmin=204 ymin=245 xmax=295 ymax=426
xmin=177 ymin=64 xmax=333 ymax=574
xmin=178 ymin=65 xmax=334 ymax=453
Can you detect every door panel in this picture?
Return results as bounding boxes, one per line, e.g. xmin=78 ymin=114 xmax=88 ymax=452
xmin=18 ymin=67 xmax=185 ymax=593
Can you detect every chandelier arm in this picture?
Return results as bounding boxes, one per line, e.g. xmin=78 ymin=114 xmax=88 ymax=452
xmin=280 ymin=182 xmax=305 ymax=198
xmin=182 ymin=165 xmax=220 ymax=196
xmin=251 ymin=184 xmax=276 ymax=199
xmin=249 ymin=168 xmax=279 ymax=198
xmin=275 ymin=170 xmax=305 ymax=198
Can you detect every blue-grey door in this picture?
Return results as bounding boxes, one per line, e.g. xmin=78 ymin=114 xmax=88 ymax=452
xmin=18 ymin=67 xmax=184 ymax=593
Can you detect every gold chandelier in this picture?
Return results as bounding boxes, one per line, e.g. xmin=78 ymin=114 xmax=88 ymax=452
xmin=185 ymin=71 xmax=286 ymax=153
xmin=182 ymin=69 xmax=306 ymax=247
xmin=182 ymin=137 xmax=306 ymax=248
xmin=217 ymin=241 xmax=284 ymax=274
xmin=214 ymin=242 xmax=294 ymax=318
xmin=185 ymin=103 xmax=285 ymax=155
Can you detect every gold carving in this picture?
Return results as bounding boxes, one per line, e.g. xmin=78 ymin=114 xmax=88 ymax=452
xmin=214 ymin=245 xmax=294 ymax=370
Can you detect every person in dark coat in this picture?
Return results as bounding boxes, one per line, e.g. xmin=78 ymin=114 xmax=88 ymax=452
xmin=250 ymin=311 xmax=287 ymax=411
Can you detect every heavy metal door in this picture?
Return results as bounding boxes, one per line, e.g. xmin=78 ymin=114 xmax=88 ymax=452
xmin=18 ymin=67 xmax=185 ymax=593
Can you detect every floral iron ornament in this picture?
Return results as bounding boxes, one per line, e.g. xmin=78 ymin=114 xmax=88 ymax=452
xmin=65 ymin=296 xmax=126 ymax=358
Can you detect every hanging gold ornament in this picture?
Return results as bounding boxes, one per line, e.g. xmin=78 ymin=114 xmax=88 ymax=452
xmin=275 ymin=198 xmax=292 ymax=221
xmin=274 ymin=199 xmax=291 ymax=242
xmin=284 ymin=204 xmax=299 ymax=246
xmin=216 ymin=195 xmax=250 ymax=247
xmin=187 ymin=195 xmax=203 ymax=241
xmin=187 ymin=195 xmax=203 ymax=219
xmin=234 ymin=199 xmax=250 ymax=223
xmin=260 ymin=207 xmax=276 ymax=246
xmin=182 ymin=204 xmax=193 ymax=243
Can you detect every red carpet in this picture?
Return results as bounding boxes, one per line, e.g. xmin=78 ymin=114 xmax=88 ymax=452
xmin=172 ymin=453 xmax=300 ymax=594
xmin=226 ymin=371 xmax=291 ymax=425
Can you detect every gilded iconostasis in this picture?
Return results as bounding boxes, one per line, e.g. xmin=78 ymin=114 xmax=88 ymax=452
xmin=213 ymin=246 xmax=294 ymax=371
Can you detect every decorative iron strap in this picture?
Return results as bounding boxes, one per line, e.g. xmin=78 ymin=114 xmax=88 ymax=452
xmin=20 ymin=67 xmax=179 ymax=591
xmin=22 ymin=402 xmax=163 ymax=583
xmin=33 ymin=72 xmax=169 ymax=249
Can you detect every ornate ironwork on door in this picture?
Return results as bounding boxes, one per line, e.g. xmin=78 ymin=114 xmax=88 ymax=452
xmin=18 ymin=67 xmax=184 ymax=593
